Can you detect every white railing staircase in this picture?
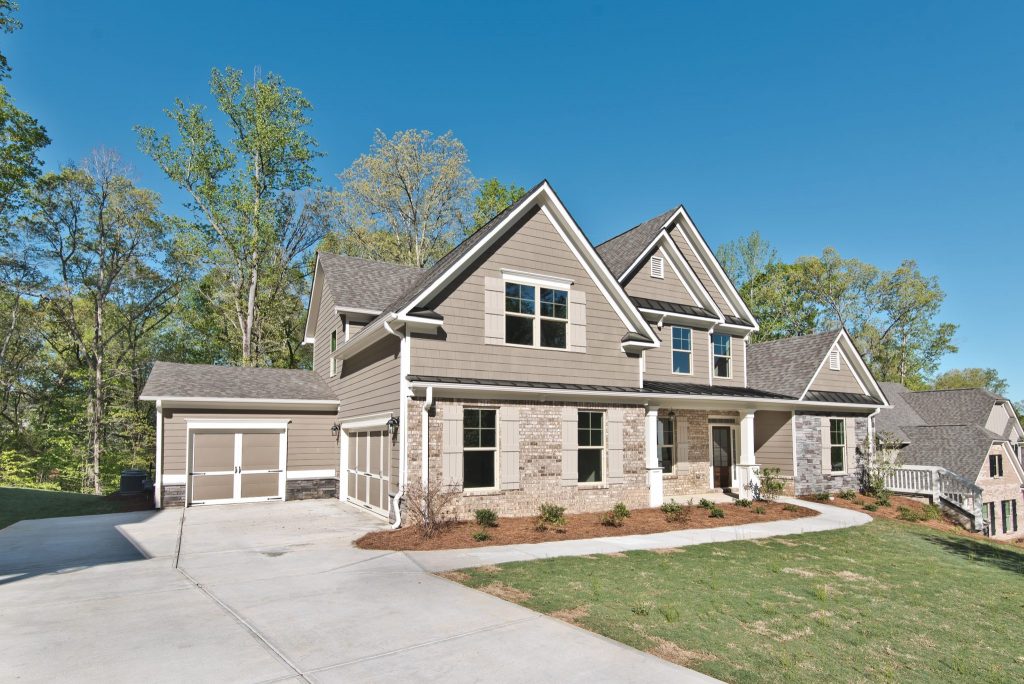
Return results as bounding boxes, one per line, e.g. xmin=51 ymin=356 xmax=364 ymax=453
xmin=884 ymin=465 xmax=986 ymax=532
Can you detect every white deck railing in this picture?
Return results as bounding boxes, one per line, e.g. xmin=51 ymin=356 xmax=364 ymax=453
xmin=884 ymin=465 xmax=985 ymax=531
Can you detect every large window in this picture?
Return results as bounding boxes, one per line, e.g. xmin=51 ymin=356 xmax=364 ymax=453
xmin=463 ymin=408 xmax=497 ymax=489
xmin=712 ymin=333 xmax=731 ymax=378
xmin=829 ymin=419 xmax=846 ymax=473
xmin=1001 ymin=499 xmax=1018 ymax=534
xmin=658 ymin=417 xmax=675 ymax=473
xmin=577 ymin=411 xmax=604 ymax=483
xmin=504 ymin=282 xmax=568 ymax=349
xmin=989 ymin=452 xmax=1004 ymax=478
xmin=671 ymin=327 xmax=692 ymax=374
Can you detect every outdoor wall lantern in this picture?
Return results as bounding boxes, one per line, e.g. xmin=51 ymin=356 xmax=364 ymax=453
xmin=386 ymin=416 xmax=400 ymax=437
xmin=330 ymin=422 xmax=341 ymax=437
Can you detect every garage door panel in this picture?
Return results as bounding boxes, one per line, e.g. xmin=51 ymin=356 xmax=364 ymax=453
xmin=346 ymin=429 xmax=389 ymax=516
xmin=241 ymin=433 xmax=280 ymax=470
xmin=241 ymin=472 xmax=280 ymax=498
xmin=192 ymin=474 xmax=234 ymax=501
xmin=193 ymin=433 xmax=235 ymax=472
xmin=356 ymin=433 xmax=367 ymax=471
xmin=369 ymin=433 xmax=382 ymax=473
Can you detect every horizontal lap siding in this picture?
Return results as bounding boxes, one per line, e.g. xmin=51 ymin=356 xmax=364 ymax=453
xmin=313 ymin=280 xmax=339 ymax=384
xmin=412 ymin=210 xmax=637 ymax=386
xmin=337 ymin=337 xmax=401 ymax=420
xmin=669 ymin=229 xmax=737 ymax=318
xmin=644 ymin=325 xmax=711 ymax=383
xmin=161 ymin=409 xmax=338 ymax=476
xmin=711 ymin=335 xmax=746 ymax=388
xmin=808 ymin=356 xmax=864 ymax=394
xmin=624 ymin=258 xmax=700 ymax=306
xmin=755 ymin=410 xmax=794 ymax=476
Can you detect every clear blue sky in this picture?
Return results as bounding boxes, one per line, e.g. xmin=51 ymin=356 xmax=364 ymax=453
xmin=8 ymin=1 xmax=1024 ymax=397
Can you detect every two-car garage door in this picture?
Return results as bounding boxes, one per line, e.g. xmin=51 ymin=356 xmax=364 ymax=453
xmin=190 ymin=430 xmax=285 ymax=505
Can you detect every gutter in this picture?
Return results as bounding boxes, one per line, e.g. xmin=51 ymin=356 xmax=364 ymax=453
xmin=384 ymin=318 xmax=407 ymax=529
xmin=422 ymin=386 xmax=435 ymax=491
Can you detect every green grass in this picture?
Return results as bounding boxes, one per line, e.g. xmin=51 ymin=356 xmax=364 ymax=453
xmin=453 ymin=520 xmax=1024 ymax=683
xmin=0 ymin=486 xmax=150 ymax=529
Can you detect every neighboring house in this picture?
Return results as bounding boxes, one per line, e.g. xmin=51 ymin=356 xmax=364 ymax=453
xmin=876 ymin=383 xmax=1024 ymax=539
xmin=140 ymin=180 xmax=888 ymax=523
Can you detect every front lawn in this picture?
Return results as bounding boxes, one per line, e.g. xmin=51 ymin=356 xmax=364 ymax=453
xmin=0 ymin=486 xmax=152 ymax=529
xmin=449 ymin=519 xmax=1024 ymax=682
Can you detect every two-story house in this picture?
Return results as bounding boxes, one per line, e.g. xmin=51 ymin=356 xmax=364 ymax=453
xmin=140 ymin=181 xmax=888 ymax=522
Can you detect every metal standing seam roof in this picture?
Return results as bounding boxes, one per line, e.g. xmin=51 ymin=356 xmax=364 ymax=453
xmin=629 ymin=296 xmax=718 ymax=320
xmin=804 ymin=390 xmax=883 ymax=406
xmin=746 ymin=329 xmax=843 ymax=399
xmin=140 ymin=362 xmax=337 ymax=402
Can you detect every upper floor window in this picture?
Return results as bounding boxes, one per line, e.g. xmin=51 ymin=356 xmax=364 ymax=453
xmin=712 ymin=333 xmax=731 ymax=378
xmin=330 ymin=330 xmax=337 ymax=352
xmin=657 ymin=417 xmax=675 ymax=473
xmin=463 ymin=408 xmax=497 ymax=489
xmin=577 ymin=411 xmax=604 ymax=483
xmin=504 ymin=282 xmax=567 ymax=349
xmin=829 ymin=419 xmax=846 ymax=473
xmin=650 ymin=256 xmax=664 ymax=279
xmin=671 ymin=327 xmax=692 ymax=374
xmin=989 ymin=452 xmax=1004 ymax=478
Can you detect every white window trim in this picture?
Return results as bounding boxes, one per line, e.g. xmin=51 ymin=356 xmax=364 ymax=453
xmin=658 ymin=416 xmax=675 ymax=474
xmin=670 ymin=326 xmax=693 ymax=376
xmin=650 ymin=255 xmax=665 ymax=279
xmin=711 ymin=333 xmax=733 ymax=380
xmin=577 ymin=409 xmax=606 ymax=485
xmin=500 ymin=269 xmax=574 ymax=289
xmin=990 ymin=452 xmax=1004 ymax=478
xmin=828 ymin=418 xmax=847 ymax=474
xmin=463 ymin=406 xmax=500 ymax=491
xmin=503 ymin=280 xmax=570 ymax=351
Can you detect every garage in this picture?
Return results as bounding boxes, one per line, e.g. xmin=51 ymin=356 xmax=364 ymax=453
xmin=189 ymin=424 xmax=287 ymax=505
xmin=346 ymin=429 xmax=391 ymax=516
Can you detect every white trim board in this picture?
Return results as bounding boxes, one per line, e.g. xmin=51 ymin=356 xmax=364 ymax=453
xmin=286 ymin=469 xmax=336 ymax=479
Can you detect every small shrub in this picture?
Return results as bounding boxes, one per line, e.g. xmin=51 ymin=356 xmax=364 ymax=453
xmin=612 ymin=502 xmax=630 ymax=519
xmin=709 ymin=505 xmax=725 ymax=518
xmin=658 ymin=605 xmax=680 ymax=623
xmin=698 ymin=498 xmax=714 ymax=509
xmin=600 ymin=510 xmax=624 ymax=527
xmin=472 ymin=530 xmax=491 ymax=542
xmin=753 ymin=505 xmax=767 ymax=515
xmin=661 ymin=501 xmax=690 ymax=523
xmin=921 ymin=503 xmax=942 ymax=521
xmin=758 ymin=467 xmax=785 ymax=502
xmin=537 ymin=502 xmax=567 ymax=530
xmin=474 ymin=508 xmax=498 ymax=528
xmin=403 ymin=481 xmax=460 ymax=538
xmin=838 ymin=489 xmax=857 ymax=501
xmin=897 ymin=505 xmax=922 ymax=522
xmin=783 ymin=503 xmax=800 ymax=513
xmin=734 ymin=498 xmax=752 ymax=508
xmin=863 ymin=503 xmax=878 ymax=512
xmin=812 ymin=492 xmax=831 ymax=502
xmin=875 ymin=491 xmax=891 ymax=507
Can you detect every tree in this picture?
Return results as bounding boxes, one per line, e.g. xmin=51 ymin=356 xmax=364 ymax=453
xmin=22 ymin=151 xmax=174 ymax=492
xmin=715 ymin=230 xmax=777 ymax=291
xmin=932 ymin=368 xmax=1008 ymax=395
xmin=333 ymin=129 xmax=476 ymax=267
xmin=744 ymin=262 xmax=819 ymax=342
xmin=137 ymin=67 xmax=328 ymax=367
xmin=471 ymin=178 xmax=525 ymax=232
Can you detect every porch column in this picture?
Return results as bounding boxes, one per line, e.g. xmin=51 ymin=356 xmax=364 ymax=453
xmin=645 ymin=407 xmax=664 ymax=507
xmin=736 ymin=409 xmax=757 ymax=497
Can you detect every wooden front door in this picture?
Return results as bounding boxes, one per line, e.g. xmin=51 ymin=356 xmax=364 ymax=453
xmin=711 ymin=425 xmax=734 ymax=489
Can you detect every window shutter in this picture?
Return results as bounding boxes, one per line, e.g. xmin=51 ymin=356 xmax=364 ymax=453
xmin=569 ymin=289 xmax=587 ymax=353
xmin=677 ymin=417 xmax=689 ymax=464
xmin=484 ymin=276 xmax=504 ymax=345
xmin=560 ymin=405 xmax=578 ymax=485
xmin=845 ymin=417 xmax=855 ymax=472
xmin=820 ymin=417 xmax=831 ymax=474
xmin=441 ymin=412 xmax=464 ymax=490
xmin=499 ymin=405 xmax=521 ymax=490
xmin=607 ymin=407 xmax=625 ymax=484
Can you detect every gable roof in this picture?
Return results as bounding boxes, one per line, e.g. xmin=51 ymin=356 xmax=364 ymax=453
xmin=898 ymin=424 xmax=1002 ymax=476
xmin=318 ymin=253 xmax=422 ymax=312
xmin=902 ymin=387 xmax=1008 ymax=427
xmin=874 ymin=382 xmax=924 ymax=443
xmin=747 ymin=330 xmax=843 ymax=398
xmin=140 ymin=362 xmax=337 ymax=403
xmin=595 ymin=207 xmax=679 ymax=279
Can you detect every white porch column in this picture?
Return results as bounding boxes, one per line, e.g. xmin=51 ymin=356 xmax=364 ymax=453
xmin=736 ymin=409 xmax=757 ymax=497
xmin=645 ymin=407 xmax=664 ymax=507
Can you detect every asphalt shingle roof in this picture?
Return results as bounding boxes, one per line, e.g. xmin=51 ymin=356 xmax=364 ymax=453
xmin=595 ymin=207 xmax=678 ymax=279
xmin=746 ymin=330 xmax=842 ymax=398
xmin=902 ymin=387 xmax=1006 ymax=427
xmin=898 ymin=425 xmax=1001 ymax=476
xmin=140 ymin=362 xmax=336 ymax=402
xmin=318 ymin=253 xmax=423 ymax=312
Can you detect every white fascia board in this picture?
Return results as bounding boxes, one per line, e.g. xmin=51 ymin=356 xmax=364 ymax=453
xmin=185 ymin=419 xmax=291 ymax=430
xmin=287 ymin=469 xmax=337 ymax=479
xmin=303 ymin=256 xmax=324 ymax=343
xmin=657 ymin=230 xmax=725 ymax=319
xmin=340 ymin=412 xmax=394 ymax=430
xmin=144 ymin=397 xmax=338 ymax=409
xmin=337 ymin=313 xmax=396 ymax=360
xmin=716 ymin=323 xmax=757 ymax=335
xmin=658 ymin=244 xmax=703 ymax=310
xmin=638 ymin=308 xmax=718 ymax=327
xmin=335 ymin=306 xmax=382 ymax=316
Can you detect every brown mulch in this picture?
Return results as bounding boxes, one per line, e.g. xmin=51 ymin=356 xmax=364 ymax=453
xmin=355 ymin=500 xmax=816 ymax=551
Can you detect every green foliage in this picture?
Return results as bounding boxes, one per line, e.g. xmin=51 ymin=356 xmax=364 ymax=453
xmin=708 ymin=505 xmax=725 ymax=518
xmin=660 ymin=500 xmax=689 ymax=523
xmin=753 ymin=505 xmax=767 ymax=515
xmin=471 ymin=178 xmax=526 ymax=232
xmin=812 ymin=492 xmax=831 ymax=502
xmin=600 ymin=510 xmax=624 ymax=527
xmin=783 ymin=503 xmax=801 ymax=512
xmin=698 ymin=498 xmax=714 ymax=509
xmin=474 ymin=508 xmax=498 ymax=528
xmin=757 ymin=467 xmax=785 ymax=502
xmin=897 ymin=506 xmax=920 ymax=522
xmin=863 ymin=503 xmax=879 ymax=512
xmin=931 ymin=368 xmax=1008 ymax=395
xmin=630 ymin=602 xmax=651 ymax=617
xmin=537 ymin=502 xmax=566 ymax=529
xmin=838 ymin=489 xmax=857 ymax=501
xmin=875 ymin=491 xmax=892 ymax=507
xmin=472 ymin=530 xmax=490 ymax=542
xmin=734 ymin=498 xmax=752 ymax=507
xmin=658 ymin=605 xmax=680 ymax=623
xmin=612 ymin=502 xmax=630 ymax=519
xmin=921 ymin=503 xmax=942 ymax=520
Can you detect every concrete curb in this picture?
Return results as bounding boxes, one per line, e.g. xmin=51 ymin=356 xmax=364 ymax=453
xmin=406 ymin=498 xmax=873 ymax=572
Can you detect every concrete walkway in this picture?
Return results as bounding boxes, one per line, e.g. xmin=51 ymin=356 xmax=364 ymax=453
xmin=407 ymin=497 xmax=872 ymax=572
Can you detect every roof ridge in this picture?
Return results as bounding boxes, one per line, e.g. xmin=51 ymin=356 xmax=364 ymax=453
xmin=748 ymin=328 xmax=841 ymax=348
xmin=594 ymin=205 xmax=679 ymax=249
xmin=318 ymin=252 xmax=423 ymax=271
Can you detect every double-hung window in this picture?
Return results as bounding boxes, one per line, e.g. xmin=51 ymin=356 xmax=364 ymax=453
xmin=463 ymin=408 xmax=497 ymax=489
xmin=829 ymin=419 xmax=846 ymax=473
xmin=712 ymin=333 xmax=731 ymax=378
xmin=577 ymin=411 xmax=604 ymax=483
xmin=1001 ymin=499 xmax=1018 ymax=534
xmin=671 ymin=327 xmax=692 ymax=374
xmin=329 ymin=330 xmax=338 ymax=376
xmin=983 ymin=502 xmax=995 ymax=536
xmin=504 ymin=282 xmax=568 ymax=348
xmin=658 ymin=417 xmax=675 ymax=473
xmin=989 ymin=452 xmax=1004 ymax=478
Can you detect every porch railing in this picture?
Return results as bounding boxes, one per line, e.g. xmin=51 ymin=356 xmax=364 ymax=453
xmin=883 ymin=465 xmax=985 ymax=532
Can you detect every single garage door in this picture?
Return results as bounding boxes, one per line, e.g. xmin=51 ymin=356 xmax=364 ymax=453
xmin=346 ymin=429 xmax=391 ymax=516
xmin=190 ymin=430 xmax=285 ymax=505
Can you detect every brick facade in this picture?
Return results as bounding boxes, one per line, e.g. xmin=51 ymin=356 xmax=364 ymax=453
xmin=161 ymin=484 xmax=185 ymax=507
xmin=286 ymin=477 xmax=339 ymax=501
xmin=793 ymin=413 xmax=869 ymax=495
xmin=662 ymin=409 xmax=723 ymax=499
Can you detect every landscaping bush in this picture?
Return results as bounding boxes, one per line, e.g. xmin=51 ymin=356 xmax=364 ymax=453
xmin=601 ymin=502 xmax=631 ymax=527
xmin=403 ymin=481 xmax=460 ymax=538
xmin=921 ymin=503 xmax=942 ymax=521
xmin=734 ymin=498 xmax=752 ymax=507
xmin=612 ymin=502 xmax=630 ymax=519
xmin=698 ymin=498 xmax=714 ymax=509
xmin=838 ymin=489 xmax=857 ymax=501
xmin=783 ymin=503 xmax=800 ymax=513
xmin=472 ymin=530 xmax=491 ymax=542
xmin=812 ymin=492 xmax=831 ymax=502
xmin=897 ymin=506 xmax=921 ymax=522
xmin=753 ymin=505 xmax=767 ymax=515
xmin=660 ymin=500 xmax=690 ymax=523
xmin=875 ymin=491 xmax=891 ymax=507
xmin=537 ymin=502 xmax=567 ymax=530
xmin=474 ymin=508 xmax=498 ymax=528
xmin=709 ymin=505 xmax=725 ymax=518
xmin=757 ymin=467 xmax=785 ymax=501
xmin=863 ymin=503 xmax=879 ymax=512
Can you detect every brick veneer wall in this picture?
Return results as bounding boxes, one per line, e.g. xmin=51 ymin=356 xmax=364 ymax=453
xmin=662 ymin=409 xmax=716 ymax=498
xmin=286 ymin=477 xmax=339 ymax=501
xmin=793 ymin=414 xmax=869 ymax=495
xmin=161 ymin=484 xmax=185 ymax=507
xmin=406 ymin=398 xmax=649 ymax=520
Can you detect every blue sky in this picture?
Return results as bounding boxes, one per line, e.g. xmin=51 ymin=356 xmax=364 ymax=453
xmin=8 ymin=1 xmax=1024 ymax=396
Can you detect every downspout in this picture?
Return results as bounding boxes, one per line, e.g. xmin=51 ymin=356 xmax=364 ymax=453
xmin=154 ymin=399 xmax=163 ymax=509
xmin=383 ymin=316 xmax=407 ymax=529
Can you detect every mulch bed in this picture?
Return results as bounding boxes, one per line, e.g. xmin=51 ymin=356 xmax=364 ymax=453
xmin=355 ymin=500 xmax=817 ymax=551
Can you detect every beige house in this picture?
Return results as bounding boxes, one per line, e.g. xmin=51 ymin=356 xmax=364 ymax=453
xmin=140 ymin=181 xmax=889 ymax=523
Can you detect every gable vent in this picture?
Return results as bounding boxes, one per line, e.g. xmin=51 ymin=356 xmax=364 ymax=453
xmin=829 ymin=348 xmax=841 ymax=371
xmin=650 ymin=256 xmax=665 ymax=279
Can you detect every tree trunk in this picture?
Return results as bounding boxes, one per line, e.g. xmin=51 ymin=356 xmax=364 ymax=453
xmin=87 ymin=296 xmax=105 ymax=494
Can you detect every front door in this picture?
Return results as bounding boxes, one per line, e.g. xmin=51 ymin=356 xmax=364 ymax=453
xmin=711 ymin=425 xmax=734 ymax=489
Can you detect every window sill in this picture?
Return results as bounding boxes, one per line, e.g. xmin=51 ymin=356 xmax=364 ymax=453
xmin=502 ymin=342 xmax=571 ymax=353
xmin=577 ymin=482 xmax=608 ymax=490
xmin=461 ymin=487 xmax=501 ymax=497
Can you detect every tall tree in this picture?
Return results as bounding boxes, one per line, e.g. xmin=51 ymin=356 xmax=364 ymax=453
xmin=471 ymin=178 xmax=525 ymax=232
xmin=137 ymin=67 xmax=327 ymax=366
xmin=715 ymin=230 xmax=777 ymax=291
xmin=932 ymin=368 xmax=1008 ymax=395
xmin=22 ymin=151 xmax=174 ymax=493
xmin=333 ymin=129 xmax=476 ymax=267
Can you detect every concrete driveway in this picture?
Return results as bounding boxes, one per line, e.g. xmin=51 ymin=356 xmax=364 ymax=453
xmin=0 ymin=500 xmax=713 ymax=683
